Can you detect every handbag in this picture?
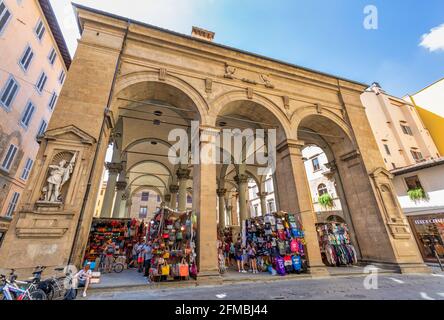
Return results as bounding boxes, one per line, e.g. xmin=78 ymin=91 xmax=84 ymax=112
xmin=179 ymin=259 xmax=189 ymax=277
xmin=161 ymin=263 xmax=170 ymax=276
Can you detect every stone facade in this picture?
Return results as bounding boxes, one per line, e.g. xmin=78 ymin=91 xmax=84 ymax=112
xmin=0 ymin=0 xmax=70 ymax=241
xmin=0 ymin=4 xmax=429 ymax=277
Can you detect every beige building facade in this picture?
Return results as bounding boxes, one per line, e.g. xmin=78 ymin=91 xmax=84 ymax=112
xmin=0 ymin=0 xmax=70 ymax=244
xmin=361 ymin=83 xmax=440 ymax=170
xmin=0 ymin=4 xmax=429 ymax=279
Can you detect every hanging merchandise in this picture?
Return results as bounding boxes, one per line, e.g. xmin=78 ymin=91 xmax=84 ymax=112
xmin=316 ymin=222 xmax=358 ymax=267
xmin=147 ymin=208 xmax=196 ymax=282
xmin=230 ymin=211 xmax=309 ymax=276
xmin=83 ymin=218 xmax=147 ymax=270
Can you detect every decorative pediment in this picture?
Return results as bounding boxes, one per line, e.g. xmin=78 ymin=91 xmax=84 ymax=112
xmin=370 ymin=167 xmax=394 ymax=180
xmin=43 ymin=125 xmax=96 ymax=145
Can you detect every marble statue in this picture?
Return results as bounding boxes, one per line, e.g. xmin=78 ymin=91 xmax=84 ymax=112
xmin=44 ymin=153 xmax=76 ymax=202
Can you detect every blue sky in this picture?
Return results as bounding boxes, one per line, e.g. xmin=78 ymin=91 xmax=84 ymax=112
xmin=50 ymin=0 xmax=444 ymax=97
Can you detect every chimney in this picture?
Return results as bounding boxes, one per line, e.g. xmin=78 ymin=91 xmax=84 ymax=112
xmin=191 ymin=26 xmax=215 ymax=42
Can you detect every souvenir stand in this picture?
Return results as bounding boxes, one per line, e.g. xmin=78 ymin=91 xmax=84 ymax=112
xmin=243 ymin=211 xmax=308 ymax=276
xmin=316 ymin=222 xmax=358 ymax=266
xmin=147 ymin=207 xmax=197 ymax=282
xmin=83 ymin=218 xmax=147 ymax=269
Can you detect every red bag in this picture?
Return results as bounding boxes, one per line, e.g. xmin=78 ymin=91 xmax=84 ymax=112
xmin=179 ymin=263 xmax=189 ymax=277
xmin=137 ymin=256 xmax=143 ymax=264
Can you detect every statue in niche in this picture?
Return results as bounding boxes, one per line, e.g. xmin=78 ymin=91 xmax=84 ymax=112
xmin=43 ymin=153 xmax=77 ymax=203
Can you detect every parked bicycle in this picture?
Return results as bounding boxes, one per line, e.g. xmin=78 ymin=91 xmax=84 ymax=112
xmin=98 ymin=254 xmax=124 ymax=273
xmin=0 ymin=273 xmax=46 ymax=300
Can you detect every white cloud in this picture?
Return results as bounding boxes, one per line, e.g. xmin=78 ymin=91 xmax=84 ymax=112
xmin=420 ymin=23 xmax=444 ymax=52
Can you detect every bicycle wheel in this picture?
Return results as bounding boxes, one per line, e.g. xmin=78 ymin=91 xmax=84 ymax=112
xmin=113 ymin=263 xmax=124 ymax=273
xmin=22 ymin=289 xmax=47 ymax=300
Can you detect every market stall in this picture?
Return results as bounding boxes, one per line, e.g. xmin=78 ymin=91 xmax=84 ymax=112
xmin=225 ymin=212 xmax=309 ymax=276
xmin=83 ymin=218 xmax=147 ymax=270
xmin=147 ymin=208 xmax=197 ymax=282
xmin=316 ymin=222 xmax=358 ymax=266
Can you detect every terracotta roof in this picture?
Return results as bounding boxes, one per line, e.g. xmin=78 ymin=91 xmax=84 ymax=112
xmin=391 ymin=157 xmax=444 ymax=176
xmin=38 ymin=0 xmax=71 ymax=70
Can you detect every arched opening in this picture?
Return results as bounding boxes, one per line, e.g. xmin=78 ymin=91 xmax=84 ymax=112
xmin=297 ymin=114 xmax=362 ymax=263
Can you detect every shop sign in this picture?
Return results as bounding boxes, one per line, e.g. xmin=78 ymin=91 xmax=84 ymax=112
xmin=414 ymin=218 xmax=444 ymax=225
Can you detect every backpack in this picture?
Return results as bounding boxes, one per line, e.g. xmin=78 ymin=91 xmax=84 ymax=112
xmin=275 ymin=256 xmax=286 ymax=275
xmin=290 ymin=239 xmax=299 ymax=253
xmin=278 ymin=241 xmax=286 ymax=256
xmin=63 ymin=288 xmax=77 ymax=300
xmin=284 ymin=255 xmax=293 ymax=273
xmin=291 ymin=255 xmax=302 ymax=271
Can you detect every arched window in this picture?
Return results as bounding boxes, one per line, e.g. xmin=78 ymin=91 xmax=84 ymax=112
xmin=317 ymin=183 xmax=328 ymax=196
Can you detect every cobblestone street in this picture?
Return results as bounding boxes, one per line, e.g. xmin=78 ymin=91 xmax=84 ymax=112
xmin=85 ymin=273 xmax=444 ymax=300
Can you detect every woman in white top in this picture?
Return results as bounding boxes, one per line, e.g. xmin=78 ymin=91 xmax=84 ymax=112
xmin=75 ymin=263 xmax=93 ymax=298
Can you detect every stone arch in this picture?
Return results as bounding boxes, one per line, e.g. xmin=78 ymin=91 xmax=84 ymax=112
xmin=210 ymin=90 xmax=293 ymax=140
xmin=129 ymin=173 xmax=167 ymax=190
xmin=114 ymin=71 xmax=210 ymax=125
xmin=124 ymin=137 xmax=173 ymax=153
xmin=291 ymin=105 xmax=353 ymax=143
xmin=131 ymin=185 xmax=164 ymax=200
xmin=127 ymin=159 xmax=173 ymax=177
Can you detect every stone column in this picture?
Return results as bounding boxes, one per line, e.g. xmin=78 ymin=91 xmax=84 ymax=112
xmin=100 ymin=162 xmax=122 ymax=217
xmin=125 ymin=198 xmax=132 ymax=218
xmin=169 ymin=185 xmax=179 ymax=210
xmin=231 ymin=192 xmax=239 ymax=226
xmin=235 ymin=174 xmax=249 ymax=227
xmin=193 ymin=126 xmax=220 ymax=283
xmin=275 ymin=139 xmax=328 ymax=276
xmin=257 ymin=192 xmax=268 ymax=216
xmin=217 ymin=188 xmax=227 ymax=229
xmin=112 ymin=181 xmax=127 ymax=218
xmin=177 ymin=168 xmax=191 ymax=212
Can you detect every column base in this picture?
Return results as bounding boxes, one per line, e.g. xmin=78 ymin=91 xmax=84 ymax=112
xmin=196 ymin=271 xmax=223 ymax=286
xmin=308 ymin=264 xmax=330 ymax=278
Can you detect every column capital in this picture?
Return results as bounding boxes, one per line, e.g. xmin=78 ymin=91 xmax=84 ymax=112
xmin=105 ymin=162 xmax=123 ymax=174
xmin=169 ymin=185 xmax=179 ymax=194
xmin=276 ymin=139 xmax=305 ymax=154
xmin=234 ymin=174 xmax=249 ymax=185
xmin=217 ymin=188 xmax=227 ymax=197
xmin=115 ymin=181 xmax=127 ymax=191
xmin=257 ymin=192 xmax=268 ymax=199
xmin=177 ymin=168 xmax=191 ymax=180
xmin=199 ymin=125 xmax=221 ymax=137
